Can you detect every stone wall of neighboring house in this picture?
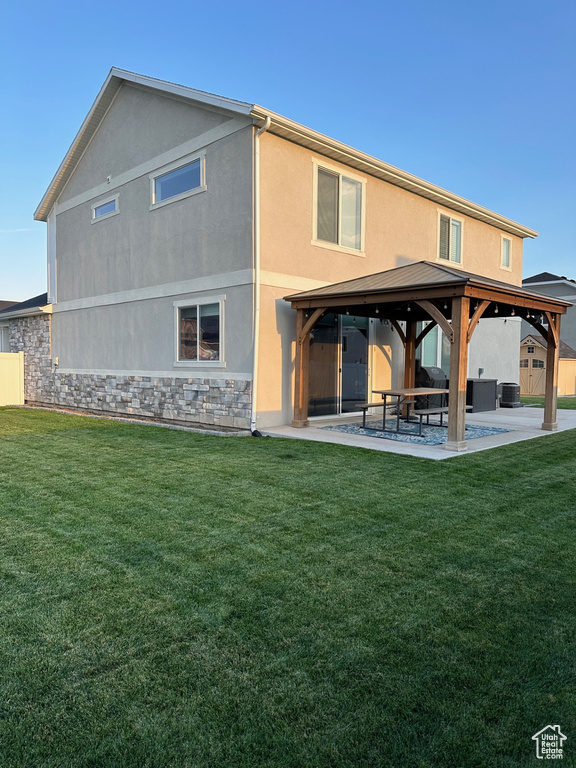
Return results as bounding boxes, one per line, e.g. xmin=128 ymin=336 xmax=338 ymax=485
xmin=9 ymin=314 xmax=251 ymax=429
xmin=9 ymin=315 xmax=53 ymax=402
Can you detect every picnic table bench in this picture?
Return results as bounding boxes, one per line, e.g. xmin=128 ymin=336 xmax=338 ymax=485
xmin=357 ymin=388 xmax=454 ymax=436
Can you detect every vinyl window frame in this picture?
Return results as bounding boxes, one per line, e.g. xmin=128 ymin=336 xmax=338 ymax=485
xmin=0 ymin=323 xmax=9 ymax=352
xmin=312 ymin=159 xmax=366 ymax=256
xmin=91 ymin=194 xmax=119 ymax=223
xmin=501 ymin=235 xmax=512 ymax=271
xmin=150 ymin=151 xmax=206 ymax=211
xmin=173 ymin=295 xmax=225 ymax=368
xmin=437 ymin=210 xmax=464 ymax=266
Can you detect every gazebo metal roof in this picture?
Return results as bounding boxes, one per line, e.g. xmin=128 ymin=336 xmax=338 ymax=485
xmin=286 ymin=261 xmax=572 ymax=320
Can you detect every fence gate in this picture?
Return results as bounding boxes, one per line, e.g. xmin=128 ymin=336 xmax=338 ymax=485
xmin=0 ymin=352 xmax=24 ymax=406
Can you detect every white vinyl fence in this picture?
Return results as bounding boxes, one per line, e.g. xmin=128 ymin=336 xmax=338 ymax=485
xmin=0 ymin=352 xmax=24 ymax=406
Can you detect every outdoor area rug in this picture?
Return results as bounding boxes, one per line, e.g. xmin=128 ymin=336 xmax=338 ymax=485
xmin=321 ymin=420 xmax=510 ymax=446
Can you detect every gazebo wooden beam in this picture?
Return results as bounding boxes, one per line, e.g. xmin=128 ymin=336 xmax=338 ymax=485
xmin=390 ymin=319 xmax=407 ymax=346
xmin=467 ymin=300 xmax=491 ymax=343
xmin=415 ymin=320 xmax=437 ymax=349
xmin=415 ymin=300 xmax=453 ymax=342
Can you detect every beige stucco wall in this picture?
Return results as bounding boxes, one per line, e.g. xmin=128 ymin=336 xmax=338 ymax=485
xmin=258 ymin=133 xmax=524 ymax=286
xmin=255 ymin=132 xmax=526 ymax=427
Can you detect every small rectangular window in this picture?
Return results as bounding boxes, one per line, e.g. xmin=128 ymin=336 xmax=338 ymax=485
xmin=533 ymin=359 xmax=544 ymax=369
xmin=520 ymin=359 xmax=529 ymax=368
xmin=315 ymin=165 xmax=364 ymax=252
xmin=178 ymin=302 xmax=220 ymax=362
xmin=527 ymin=346 xmax=535 ymax=354
xmin=92 ymin=195 xmax=119 ymax=222
xmin=501 ymin=237 xmax=511 ymax=268
xmin=152 ymin=158 xmax=204 ymax=208
xmin=438 ymin=214 xmax=462 ymax=264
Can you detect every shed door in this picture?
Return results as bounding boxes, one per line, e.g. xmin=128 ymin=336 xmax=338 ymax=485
xmin=529 ymin=358 xmax=546 ymax=396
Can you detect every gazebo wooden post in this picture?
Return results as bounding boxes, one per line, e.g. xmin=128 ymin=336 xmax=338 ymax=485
xmin=292 ymin=308 xmax=311 ymax=427
xmin=542 ymin=313 xmax=561 ymax=431
xmin=402 ymin=320 xmax=417 ymax=417
xmin=403 ymin=320 xmax=417 ymax=389
xmin=445 ymin=296 xmax=470 ymax=452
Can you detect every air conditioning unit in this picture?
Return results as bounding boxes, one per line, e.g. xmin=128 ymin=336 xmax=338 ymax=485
xmin=500 ymin=382 xmax=521 ymax=408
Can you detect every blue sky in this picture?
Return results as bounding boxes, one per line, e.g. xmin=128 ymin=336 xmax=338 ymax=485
xmin=1 ymin=0 xmax=574 ymax=300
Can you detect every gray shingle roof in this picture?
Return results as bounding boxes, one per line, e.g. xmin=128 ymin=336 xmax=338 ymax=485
xmin=0 ymin=293 xmax=48 ymax=316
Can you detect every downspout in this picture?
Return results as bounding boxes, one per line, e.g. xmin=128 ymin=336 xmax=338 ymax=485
xmin=250 ymin=115 xmax=271 ymax=434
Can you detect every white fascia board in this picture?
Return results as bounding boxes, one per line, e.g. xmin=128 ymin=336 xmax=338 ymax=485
xmin=112 ymin=68 xmax=254 ymax=115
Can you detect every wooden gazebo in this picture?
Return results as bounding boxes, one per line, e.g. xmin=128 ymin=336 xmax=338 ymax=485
xmin=285 ymin=262 xmax=571 ymax=451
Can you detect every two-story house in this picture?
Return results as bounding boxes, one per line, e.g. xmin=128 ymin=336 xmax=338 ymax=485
xmin=4 ymin=67 xmax=561 ymax=440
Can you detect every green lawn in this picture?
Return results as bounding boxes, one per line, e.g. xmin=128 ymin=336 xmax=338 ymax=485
xmin=0 ymin=408 xmax=574 ymax=768
xmin=521 ymin=396 xmax=576 ymax=409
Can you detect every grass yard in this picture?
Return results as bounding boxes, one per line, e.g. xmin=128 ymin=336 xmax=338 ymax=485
xmin=0 ymin=408 xmax=574 ymax=768
xmin=521 ymin=396 xmax=576 ymax=409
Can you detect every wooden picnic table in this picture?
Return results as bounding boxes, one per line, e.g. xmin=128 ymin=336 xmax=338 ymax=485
xmin=368 ymin=387 xmax=450 ymax=435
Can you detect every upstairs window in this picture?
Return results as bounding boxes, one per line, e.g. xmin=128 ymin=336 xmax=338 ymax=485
xmin=92 ymin=195 xmax=119 ymax=222
xmin=501 ymin=237 xmax=511 ymax=268
xmin=150 ymin=154 xmax=206 ymax=210
xmin=315 ymin=166 xmax=364 ymax=252
xmin=438 ymin=213 xmax=462 ymax=264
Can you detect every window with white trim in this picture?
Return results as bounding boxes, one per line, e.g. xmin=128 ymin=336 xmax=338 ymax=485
xmin=501 ymin=237 xmax=511 ymax=268
xmin=175 ymin=300 xmax=222 ymax=363
xmin=0 ymin=325 xmax=9 ymax=352
xmin=92 ymin=194 xmax=119 ymax=222
xmin=438 ymin=213 xmax=462 ymax=264
xmin=151 ymin=155 xmax=205 ymax=209
xmin=315 ymin=166 xmax=364 ymax=251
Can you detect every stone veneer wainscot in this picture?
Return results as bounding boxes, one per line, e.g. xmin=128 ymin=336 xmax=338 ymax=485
xmin=9 ymin=315 xmax=252 ymax=429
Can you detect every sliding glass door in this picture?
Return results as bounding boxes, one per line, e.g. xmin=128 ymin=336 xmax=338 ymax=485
xmin=308 ymin=313 xmax=368 ymax=417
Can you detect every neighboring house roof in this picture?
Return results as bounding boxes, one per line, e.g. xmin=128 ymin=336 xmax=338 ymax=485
xmin=0 ymin=293 xmax=51 ymax=319
xmin=0 ymin=300 xmax=17 ymax=312
xmin=521 ymin=333 xmax=576 ymax=359
xmin=286 ymin=261 xmax=570 ymax=307
xmin=523 ymin=272 xmax=576 ymax=288
xmin=34 ymin=68 xmax=538 ymax=240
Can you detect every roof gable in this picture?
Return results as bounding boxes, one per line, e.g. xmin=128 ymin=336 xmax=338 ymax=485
xmin=59 ymin=83 xmax=236 ymax=204
xmin=521 ymin=334 xmax=546 ymax=349
xmin=35 ymin=68 xmax=253 ymax=221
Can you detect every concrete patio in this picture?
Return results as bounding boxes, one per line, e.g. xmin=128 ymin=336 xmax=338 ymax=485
xmin=262 ymin=405 xmax=576 ymax=460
